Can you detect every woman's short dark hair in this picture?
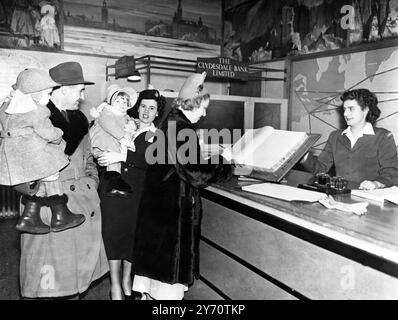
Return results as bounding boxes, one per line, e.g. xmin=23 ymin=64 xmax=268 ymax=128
xmin=127 ymin=89 xmax=166 ymax=119
xmin=172 ymin=85 xmax=210 ymax=111
xmin=340 ymin=88 xmax=380 ymax=124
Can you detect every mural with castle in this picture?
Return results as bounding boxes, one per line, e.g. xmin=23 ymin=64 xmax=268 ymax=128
xmin=64 ymin=0 xmax=220 ymax=45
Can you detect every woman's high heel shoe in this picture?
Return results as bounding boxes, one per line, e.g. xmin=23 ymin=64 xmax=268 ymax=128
xmin=124 ymin=291 xmax=142 ymax=300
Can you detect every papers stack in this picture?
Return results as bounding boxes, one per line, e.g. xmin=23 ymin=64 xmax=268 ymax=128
xmin=242 ymin=182 xmax=325 ymax=202
xmin=351 ymin=186 xmax=398 ymax=204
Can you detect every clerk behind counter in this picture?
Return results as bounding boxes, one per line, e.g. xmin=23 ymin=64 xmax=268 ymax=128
xmin=301 ymin=88 xmax=398 ymax=190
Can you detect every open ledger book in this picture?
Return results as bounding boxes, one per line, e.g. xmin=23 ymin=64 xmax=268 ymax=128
xmin=351 ymin=187 xmax=398 ymax=204
xmin=231 ymin=126 xmax=320 ymax=182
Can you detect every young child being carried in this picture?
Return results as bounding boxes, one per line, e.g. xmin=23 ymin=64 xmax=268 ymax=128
xmin=0 ymin=68 xmax=85 ymax=234
xmin=89 ymin=84 xmax=138 ymax=197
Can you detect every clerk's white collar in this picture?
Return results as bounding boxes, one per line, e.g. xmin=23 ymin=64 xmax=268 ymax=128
xmin=342 ymin=122 xmax=375 ymax=137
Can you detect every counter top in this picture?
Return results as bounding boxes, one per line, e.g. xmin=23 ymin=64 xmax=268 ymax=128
xmin=203 ymin=178 xmax=398 ymax=273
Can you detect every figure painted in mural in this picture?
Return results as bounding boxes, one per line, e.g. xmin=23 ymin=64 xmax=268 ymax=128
xmin=39 ymin=3 xmax=60 ymax=48
xmin=10 ymin=0 xmax=35 ymax=44
xmin=130 ymin=72 xmax=232 ymax=300
xmin=0 ymin=0 xmax=14 ymax=28
xmin=0 ymin=68 xmax=85 ymax=235
xmin=302 ymin=88 xmax=398 ymax=190
xmin=97 ymin=89 xmax=164 ymax=300
xmin=30 ymin=5 xmax=41 ymax=45
xmin=18 ymin=61 xmax=108 ymax=299
xmin=89 ymin=84 xmax=138 ymax=197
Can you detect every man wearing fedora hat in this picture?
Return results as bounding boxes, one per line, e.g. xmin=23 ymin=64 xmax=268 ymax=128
xmin=19 ymin=61 xmax=108 ymax=299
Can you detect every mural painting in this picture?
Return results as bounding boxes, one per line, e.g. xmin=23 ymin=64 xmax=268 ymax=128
xmin=63 ymin=0 xmax=222 ymax=59
xmin=223 ymin=0 xmax=398 ymax=63
xmin=0 ymin=0 xmax=63 ymax=51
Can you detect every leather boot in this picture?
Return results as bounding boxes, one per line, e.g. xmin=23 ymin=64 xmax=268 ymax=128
xmin=16 ymin=195 xmax=50 ymax=234
xmin=104 ymin=171 xmax=133 ymax=197
xmin=47 ymin=194 xmax=85 ymax=232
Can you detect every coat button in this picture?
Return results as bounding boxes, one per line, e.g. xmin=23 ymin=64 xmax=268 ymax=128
xmin=7 ymin=132 xmax=10 ymax=136
xmin=70 ymin=185 xmax=76 ymax=191
xmin=91 ymin=211 xmax=95 ymax=217
xmin=87 ymin=184 xmax=91 ymax=189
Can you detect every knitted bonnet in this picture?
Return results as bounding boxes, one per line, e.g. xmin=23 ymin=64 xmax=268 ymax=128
xmin=12 ymin=68 xmax=59 ymax=94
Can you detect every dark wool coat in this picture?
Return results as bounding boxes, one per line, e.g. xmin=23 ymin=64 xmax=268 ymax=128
xmin=47 ymin=100 xmax=89 ymax=156
xmin=303 ymin=127 xmax=398 ymax=189
xmin=133 ymin=108 xmax=232 ymax=286
xmin=100 ymin=130 xmax=155 ymax=262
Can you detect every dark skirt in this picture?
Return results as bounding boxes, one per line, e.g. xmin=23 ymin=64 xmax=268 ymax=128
xmin=99 ymin=164 xmax=146 ymax=262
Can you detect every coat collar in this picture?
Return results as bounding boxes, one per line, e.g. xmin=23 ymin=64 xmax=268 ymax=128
xmin=173 ymin=107 xmax=192 ymax=124
xmin=47 ymin=100 xmax=89 ymax=156
xmin=341 ymin=122 xmax=374 ymax=137
xmin=134 ymin=122 xmax=157 ymax=143
xmin=338 ymin=124 xmax=375 ymax=151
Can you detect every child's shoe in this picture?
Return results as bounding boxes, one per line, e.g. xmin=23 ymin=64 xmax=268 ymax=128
xmin=16 ymin=195 xmax=50 ymax=234
xmin=46 ymin=194 xmax=85 ymax=232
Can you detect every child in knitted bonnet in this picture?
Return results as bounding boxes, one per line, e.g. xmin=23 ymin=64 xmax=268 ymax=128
xmin=89 ymin=84 xmax=138 ymax=197
xmin=0 ymin=68 xmax=85 ymax=234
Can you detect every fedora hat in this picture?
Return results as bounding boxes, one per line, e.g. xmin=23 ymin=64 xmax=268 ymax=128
xmin=12 ymin=68 xmax=59 ymax=94
xmin=49 ymin=61 xmax=94 ymax=86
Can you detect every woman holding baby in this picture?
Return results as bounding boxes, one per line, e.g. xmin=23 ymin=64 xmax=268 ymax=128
xmin=94 ymin=87 xmax=165 ymax=300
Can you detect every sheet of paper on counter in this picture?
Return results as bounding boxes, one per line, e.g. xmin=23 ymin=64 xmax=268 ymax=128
xmin=242 ymin=182 xmax=325 ymax=202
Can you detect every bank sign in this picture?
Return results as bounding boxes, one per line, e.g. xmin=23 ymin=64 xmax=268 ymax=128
xmin=197 ymin=57 xmax=249 ymax=81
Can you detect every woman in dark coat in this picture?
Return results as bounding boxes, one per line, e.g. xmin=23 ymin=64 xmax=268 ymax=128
xmin=132 ymin=72 xmax=232 ymax=300
xmin=98 ymin=89 xmax=164 ymax=300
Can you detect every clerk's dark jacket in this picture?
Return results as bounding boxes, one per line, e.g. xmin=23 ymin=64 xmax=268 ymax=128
xmin=303 ymin=126 xmax=398 ymax=189
xmin=132 ymin=107 xmax=232 ymax=286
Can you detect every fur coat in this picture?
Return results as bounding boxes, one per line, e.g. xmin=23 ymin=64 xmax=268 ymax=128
xmin=89 ymin=104 xmax=131 ymax=155
xmin=132 ymin=108 xmax=232 ymax=286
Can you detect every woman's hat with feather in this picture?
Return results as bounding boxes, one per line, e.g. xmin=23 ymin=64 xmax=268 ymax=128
xmin=178 ymin=71 xmax=207 ymax=100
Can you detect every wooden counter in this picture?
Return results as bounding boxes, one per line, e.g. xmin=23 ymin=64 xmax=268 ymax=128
xmin=188 ymin=177 xmax=398 ymax=300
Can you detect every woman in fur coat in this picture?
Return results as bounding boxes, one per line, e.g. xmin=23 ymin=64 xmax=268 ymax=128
xmin=131 ymin=72 xmax=232 ymax=300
